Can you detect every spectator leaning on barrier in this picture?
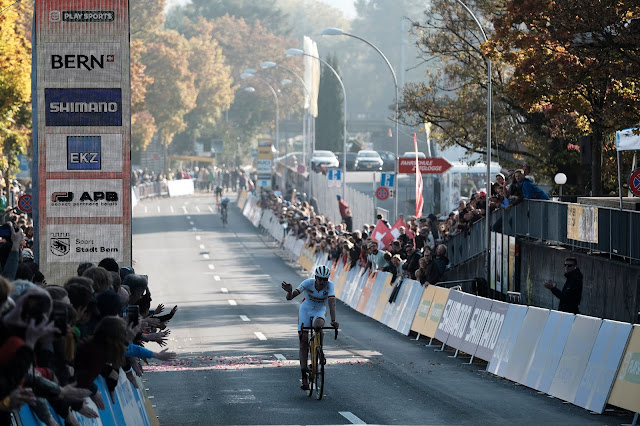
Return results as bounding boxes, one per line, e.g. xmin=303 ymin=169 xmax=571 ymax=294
xmin=544 ymin=257 xmax=583 ymax=314
xmin=514 ymin=169 xmax=549 ymax=201
xmin=401 ymin=244 xmax=421 ymax=279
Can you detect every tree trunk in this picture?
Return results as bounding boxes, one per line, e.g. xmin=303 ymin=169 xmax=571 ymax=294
xmin=591 ymin=126 xmax=603 ymax=196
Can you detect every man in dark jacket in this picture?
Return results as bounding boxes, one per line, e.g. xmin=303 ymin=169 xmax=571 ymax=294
xmin=401 ymin=244 xmax=421 ymax=279
xmin=544 ymin=257 xmax=583 ymax=314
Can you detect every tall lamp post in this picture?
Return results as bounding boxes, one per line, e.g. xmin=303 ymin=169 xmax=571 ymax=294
xmin=285 ymin=48 xmax=348 ymax=194
xmin=450 ymin=0 xmax=493 ymax=284
xmin=321 ymin=27 xmax=399 ymax=221
xmin=241 ymin=69 xmax=280 ymax=154
xmin=260 ymin=61 xmax=312 ymax=193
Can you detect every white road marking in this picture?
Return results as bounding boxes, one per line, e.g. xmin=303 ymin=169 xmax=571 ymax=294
xmin=213 ymin=275 xmax=220 ymax=281
xmin=228 ymin=300 xmax=237 ymax=306
xmin=182 ymin=206 xmax=188 ymax=214
xmin=199 ymin=244 xmax=205 ymax=250
xmin=196 ymin=206 xmax=201 ymax=213
xmin=208 ymin=206 xmax=214 ymax=213
xmin=254 ymin=332 xmax=267 ymax=341
xmin=203 ymin=254 xmax=210 ymax=260
xmin=208 ymin=264 xmax=215 ymax=270
xmin=144 ymin=206 xmax=148 ymax=213
xmin=274 ymin=354 xmax=286 ymax=361
xmin=195 ymin=235 xmax=201 ymax=241
xmin=220 ymin=288 xmax=228 ymax=293
xmin=170 ymin=206 xmax=174 ymax=213
xmin=240 ymin=315 xmax=250 ymax=322
xmin=339 ymin=412 xmax=366 ymax=424
xmin=157 ymin=206 xmax=161 ymax=212
xmin=189 ymin=221 xmax=194 ymax=226
xmin=186 ymin=215 xmax=191 ymax=219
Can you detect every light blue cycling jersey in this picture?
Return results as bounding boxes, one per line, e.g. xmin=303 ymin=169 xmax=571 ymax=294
xmin=296 ymin=278 xmax=335 ymax=331
xmin=296 ymin=278 xmax=335 ymax=307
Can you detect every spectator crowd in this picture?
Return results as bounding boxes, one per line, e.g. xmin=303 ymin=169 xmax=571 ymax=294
xmin=0 ymin=206 xmax=179 ymax=425
xmin=255 ymin=165 xmax=550 ymax=287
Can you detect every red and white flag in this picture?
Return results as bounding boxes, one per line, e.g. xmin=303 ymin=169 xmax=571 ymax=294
xmin=371 ymin=220 xmax=394 ymax=250
xmin=414 ymin=133 xmax=424 ymax=218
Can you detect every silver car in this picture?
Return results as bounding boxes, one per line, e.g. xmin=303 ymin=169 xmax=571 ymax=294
xmin=355 ymin=150 xmax=383 ymax=171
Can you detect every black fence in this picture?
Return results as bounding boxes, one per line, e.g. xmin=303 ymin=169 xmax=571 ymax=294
xmin=447 ymin=200 xmax=640 ymax=265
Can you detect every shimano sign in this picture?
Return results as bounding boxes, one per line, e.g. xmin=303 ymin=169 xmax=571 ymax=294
xmin=45 ymin=88 xmax=122 ymax=126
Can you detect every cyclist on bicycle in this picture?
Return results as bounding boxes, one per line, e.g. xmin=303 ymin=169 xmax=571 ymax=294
xmin=214 ymin=185 xmax=223 ymax=203
xmin=282 ymin=265 xmax=339 ymax=390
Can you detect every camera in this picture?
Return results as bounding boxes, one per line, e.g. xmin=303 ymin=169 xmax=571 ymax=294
xmin=0 ymin=223 xmax=17 ymax=242
xmin=127 ymin=305 xmax=139 ymax=326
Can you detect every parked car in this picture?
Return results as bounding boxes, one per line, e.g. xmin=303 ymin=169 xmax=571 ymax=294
xmin=311 ymin=150 xmax=339 ymax=171
xmin=402 ymin=151 xmax=427 ymax=158
xmin=335 ymin=152 xmax=358 ymax=171
xmin=354 ymin=150 xmax=383 ymax=171
xmin=377 ymin=150 xmax=396 ymax=171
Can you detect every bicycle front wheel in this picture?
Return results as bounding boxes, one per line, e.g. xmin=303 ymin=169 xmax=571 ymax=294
xmin=314 ymin=347 xmax=324 ymax=400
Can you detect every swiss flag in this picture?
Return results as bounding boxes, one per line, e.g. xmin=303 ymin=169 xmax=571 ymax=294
xmin=371 ymin=220 xmax=394 ymax=250
xmin=390 ymin=218 xmax=415 ymax=245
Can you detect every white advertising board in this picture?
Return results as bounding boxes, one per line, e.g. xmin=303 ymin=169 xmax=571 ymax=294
xmin=44 ymin=42 xmax=122 ymax=83
xmin=47 ymin=224 xmax=124 ymax=263
xmin=524 ymin=310 xmax=575 ymax=393
xmin=503 ymin=307 xmax=550 ymax=384
xmin=573 ymin=320 xmax=632 ymax=413
xmin=487 ymin=304 xmax=529 ymax=377
xmin=548 ymin=315 xmax=602 ymax=403
xmin=46 ymin=134 xmax=123 ymax=172
xmin=46 ymin=179 xmax=122 ymax=217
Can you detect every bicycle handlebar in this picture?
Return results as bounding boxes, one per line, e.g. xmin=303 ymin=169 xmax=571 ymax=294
xmin=301 ymin=326 xmax=339 ymax=340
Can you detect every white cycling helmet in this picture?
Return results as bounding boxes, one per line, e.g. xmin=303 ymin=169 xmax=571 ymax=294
xmin=314 ymin=265 xmax=330 ymax=279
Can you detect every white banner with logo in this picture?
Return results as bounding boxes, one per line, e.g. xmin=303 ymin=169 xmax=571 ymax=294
xmin=47 ymin=224 xmax=124 ymax=263
xmin=46 ymin=179 xmax=122 ymax=217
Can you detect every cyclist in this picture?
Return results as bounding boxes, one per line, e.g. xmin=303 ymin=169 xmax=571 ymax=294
xmin=219 ymin=197 xmax=230 ymax=223
xmin=214 ymin=184 xmax=223 ymax=203
xmin=281 ymin=265 xmax=339 ymax=390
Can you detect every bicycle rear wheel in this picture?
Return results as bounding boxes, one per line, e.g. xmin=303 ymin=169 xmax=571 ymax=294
xmin=314 ymin=347 xmax=324 ymax=400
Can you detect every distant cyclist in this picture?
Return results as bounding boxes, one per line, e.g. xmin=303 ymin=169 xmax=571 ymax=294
xmin=215 ymin=185 xmax=223 ymax=203
xmin=281 ymin=265 xmax=339 ymax=390
xmin=219 ymin=197 xmax=230 ymax=225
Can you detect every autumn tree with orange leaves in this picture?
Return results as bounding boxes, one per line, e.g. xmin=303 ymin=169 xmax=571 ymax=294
xmin=489 ymin=0 xmax=640 ymax=195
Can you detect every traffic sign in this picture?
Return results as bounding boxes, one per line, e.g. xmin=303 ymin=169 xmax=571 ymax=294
xmin=629 ymin=167 xmax=640 ymax=197
xmin=381 ymin=173 xmax=395 ymax=188
xmin=398 ymin=157 xmax=452 ymax=174
xmin=18 ymin=194 xmax=33 ymax=213
xmin=328 ymin=169 xmax=342 ymax=187
xmin=297 ymin=165 xmax=306 ymax=174
xmin=376 ymin=186 xmax=389 ymax=201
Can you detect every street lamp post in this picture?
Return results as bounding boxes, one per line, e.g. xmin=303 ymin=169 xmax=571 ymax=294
xmin=450 ymin=0 xmax=492 ymax=284
xmin=241 ymin=69 xmax=280 ymax=154
xmin=321 ymin=27 xmax=399 ymax=222
xmin=261 ymin=61 xmax=312 ymax=195
xmin=285 ymin=48 xmax=348 ymax=195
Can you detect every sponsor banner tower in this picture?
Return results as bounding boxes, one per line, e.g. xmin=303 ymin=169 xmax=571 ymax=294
xmin=34 ymin=1 xmax=131 ymax=283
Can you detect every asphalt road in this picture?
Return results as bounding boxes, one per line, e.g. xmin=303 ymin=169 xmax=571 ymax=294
xmin=132 ymin=193 xmax=632 ymax=425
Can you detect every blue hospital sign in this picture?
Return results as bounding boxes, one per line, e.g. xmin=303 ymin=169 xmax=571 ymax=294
xmin=67 ymin=136 xmax=101 ymax=170
xmin=45 ymin=88 xmax=122 ymax=126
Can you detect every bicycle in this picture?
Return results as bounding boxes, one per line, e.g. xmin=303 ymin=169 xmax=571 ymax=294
xmin=301 ymin=319 xmax=338 ymax=400
xmin=220 ymin=203 xmax=228 ymax=227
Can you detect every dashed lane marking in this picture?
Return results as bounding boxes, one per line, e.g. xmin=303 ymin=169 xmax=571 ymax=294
xmin=203 ymin=254 xmax=210 ymax=260
xmin=254 ymin=332 xmax=267 ymax=341
xmin=182 ymin=206 xmax=188 ymax=214
xmin=195 ymin=235 xmax=201 ymax=241
xmin=170 ymin=206 xmax=174 ymax=213
xmin=240 ymin=315 xmax=250 ymax=322
xmin=200 ymin=244 xmax=205 ymax=250
xmin=157 ymin=206 xmax=161 ymax=212
xmin=220 ymin=288 xmax=228 ymax=293
xmin=214 ymin=275 xmax=221 ymax=281
xmin=190 ymin=221 xmax=194 ymax=226
xmin=208 ymin=206 xmax=214 ymax=213
xmin=196 ymin=206 xmax=201 ymax=213
xmin=187 ymin=215 xmax=191 ymax=219
xmin=228 ymin=300 xmax=237 ymax=306
xmin=339 ymin=412 xmax=366 ymax=424
xmin=274 ymin=354 xmax=286 ymax=361
xmin=208 ymin=264 xmax=215 ymax=270
xmin=144 ymin=206 xmax=148 ymax=213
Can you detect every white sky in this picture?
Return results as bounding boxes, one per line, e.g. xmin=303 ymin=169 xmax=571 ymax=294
xmin=165 ymin=0 xmax=358 ymax=19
